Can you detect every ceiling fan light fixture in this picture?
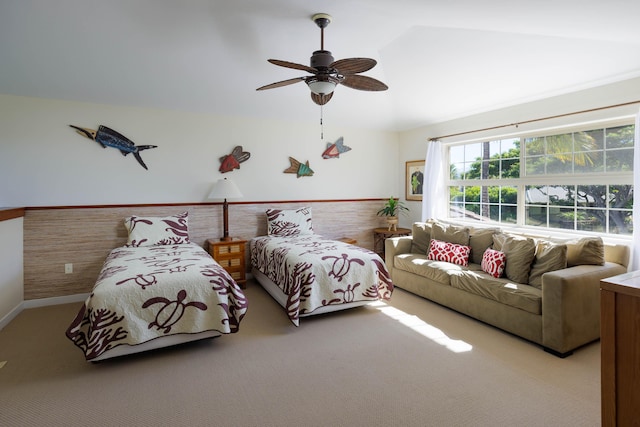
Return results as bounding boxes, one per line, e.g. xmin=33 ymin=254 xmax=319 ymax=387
xmin=307 ymin=78 xmax=337 ymax=95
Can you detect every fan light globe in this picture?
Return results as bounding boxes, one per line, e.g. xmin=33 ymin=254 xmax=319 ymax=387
xmin=307 ymin=80 xmax=336 ymax=95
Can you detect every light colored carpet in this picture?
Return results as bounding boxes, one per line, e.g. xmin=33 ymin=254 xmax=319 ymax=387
xmin=0 ymin=281 xmax=600 ymax=426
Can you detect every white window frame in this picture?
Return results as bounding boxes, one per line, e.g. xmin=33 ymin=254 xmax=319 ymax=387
xmin=445 ymin=117 xmax=634 ymax=237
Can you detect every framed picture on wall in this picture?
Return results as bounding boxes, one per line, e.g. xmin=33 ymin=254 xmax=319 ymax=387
xmin=406 ymin=160 xmax=425 ymax=201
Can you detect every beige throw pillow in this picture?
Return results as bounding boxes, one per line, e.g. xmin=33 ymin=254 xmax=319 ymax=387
xmin=566 ymin=237 xmax=605 ymax=267
xmin=411 ymin=222 xmax=432 ymax=254
xmin=528 ymin=240 xmax=567 ymax=289
xmin=469 ymin=227 xmax=499 ymax=265
xmin=431 ymin=221 xmax=470 ymax=246
xmin=492 ymin=233 xmax=536 ymax=284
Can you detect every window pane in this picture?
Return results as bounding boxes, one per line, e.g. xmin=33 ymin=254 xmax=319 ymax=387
xmin=576 ymin=209 xmax=604 ymax=232
xmin=546 ymin=134 xmax=573 ymax=154
xmin=606 ymin=125 xmax=634 ymax=149
xmin=576 ymin=185 xmax=605 ymax=207
xmin=546 ymin=154 xmax=573 ymax=174
xmin=576 ymin=129 xmax=603 ymax=151
xmin=526 ymin=185 xmax=548 ymax=205
xmin=606 ymin=148 xmax=633 ymax=172
xmin=525 ymin=155 xmax=546 ymax=175
xmin=524 ymin=137 xmax=544 ymax=156
xmin=501 ymin=205 xmax=517 ymax=223
xmin=549 ymin=185 xmax=574 ymax=206
xmin=451 ymin=162 xmax=464 ymax=179
xmin=609 ymin=210 xmax=633 ymax=235
xmin=575 ymin=151 xmax=604 ymax=173
xmin=501 ymin=157 xmax=520 ymax=178
xmin=449 ymin=186 xmax=463 ymax=202
xmin=465 ymin=186 xmax=480 ymax=202
xmin=525 ymin=205 xmax=546 ymax=226
xmin=609 ymin=185 xmax=633 ymax=209
xmin=501 ymin=186 xmax=518 ymax=204
xmin=550 ymin=207 xmax=575 ymax=230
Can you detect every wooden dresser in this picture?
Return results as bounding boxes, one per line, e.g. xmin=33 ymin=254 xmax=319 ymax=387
xmin=600 ymin=271 xmax=640 ymax=426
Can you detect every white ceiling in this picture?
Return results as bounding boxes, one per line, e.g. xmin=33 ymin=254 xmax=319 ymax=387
xmin=2 ymin=0 xmax=640 ymax=132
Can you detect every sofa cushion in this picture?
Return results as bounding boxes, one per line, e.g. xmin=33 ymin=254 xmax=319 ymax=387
xmin=427 ymin=239 xmax=471 ymax=266
xmin=450 ymin=270 xmax=542 ymax=315
xmin=394 ymin=253 xmax=478 ymax=286
xmin=411 ymin=222 xmax=432 ymax=254
xmin=528 ymin=240 xmax=567 ymax=289
xmin=481 ymin=248 xmax=506 ymax=278
xmin=492 ymin=233 xmax=536 ymax=284
xmin=565 ymin=236 xmax=605 ymax=267
xmin=431 ymin=221 xmax=470 ymax=246
xmin=468 ymin=227 xmax=499 ymax=265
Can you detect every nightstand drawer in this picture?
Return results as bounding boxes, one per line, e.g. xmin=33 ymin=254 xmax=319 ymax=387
xmin=206 ymin=238 xmax=247 ymax=289
xmin=217 ymin=257 xmax=241 ymax=268
xmin=215 ymin=243 xmax=244 ymax=256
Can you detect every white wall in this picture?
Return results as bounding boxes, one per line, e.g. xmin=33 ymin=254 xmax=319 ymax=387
xmin=0 ymin=93 xmax=401 ymax=322
xmin=397 ymin=77 xmax=640 ymax=226
xmin=0 ymin=217 xmax=23 ymax=329
xmin=0 ymin=94 xmax=400 ymax=207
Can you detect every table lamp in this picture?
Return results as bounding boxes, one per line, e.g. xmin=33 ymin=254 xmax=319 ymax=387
xmin=208 ymin=177 xmax=243 ymax=241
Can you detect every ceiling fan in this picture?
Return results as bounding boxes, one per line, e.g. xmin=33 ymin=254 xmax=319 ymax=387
xmin=256 ymin=13 xmax=388 ymax=106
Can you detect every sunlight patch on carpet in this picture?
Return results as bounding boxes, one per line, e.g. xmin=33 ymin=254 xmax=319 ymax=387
xmin=0 ymin=361 xmax=6 ymax=369
xmin=371 ymin=301 xmax=472 ymax=353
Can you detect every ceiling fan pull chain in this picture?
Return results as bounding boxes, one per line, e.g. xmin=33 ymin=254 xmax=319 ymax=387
xmin=320 ymin=105 xmax=324 ymax=140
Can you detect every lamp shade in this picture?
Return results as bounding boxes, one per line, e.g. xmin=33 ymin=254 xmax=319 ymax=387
xmin=208 ymin=178 xmax=243 ymax=200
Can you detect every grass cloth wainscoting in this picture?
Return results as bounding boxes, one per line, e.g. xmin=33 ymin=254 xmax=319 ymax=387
xmin=23 ymin=200 xmax=385 ymax=300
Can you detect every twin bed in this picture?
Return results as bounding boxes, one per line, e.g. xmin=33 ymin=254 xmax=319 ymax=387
xmin=250 ymin=207 xmax=394 ymax=325
xmin=65 ymin=212 xmax=248 ymax=361
xmin=66 ymin=208 xmax=393 ymax=360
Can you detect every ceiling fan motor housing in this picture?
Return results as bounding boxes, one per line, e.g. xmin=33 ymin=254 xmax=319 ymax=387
xmin=310 ymin=50 xmax=335 ymax=70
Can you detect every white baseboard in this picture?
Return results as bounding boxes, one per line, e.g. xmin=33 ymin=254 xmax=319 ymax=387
xmin=0 ymin=302 xmax=24 ymax=331
xmin=0 ymin=293 xmax=89 ymax=330
xmin=22 ymin=293 xmax=89 ymax=309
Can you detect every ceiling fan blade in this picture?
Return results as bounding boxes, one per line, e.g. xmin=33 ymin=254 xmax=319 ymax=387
xmin=268 ymin=59 xmax=317 ymax=74
xmin=331 ymin=58 xmax=377 ymax=75
xmin=340 ymin=75 xmax=388 ymax=91
xmin=256 ymin=77 xmax=306 ymax=91
xmin=311 ymin=92 xmax=333 ymax=106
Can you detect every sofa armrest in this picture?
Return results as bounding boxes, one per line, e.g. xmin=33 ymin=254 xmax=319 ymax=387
xmin=541 ymin=262 xmax=627 ymax=355
xmin=384 ymin=236 xmax=413 ymax=279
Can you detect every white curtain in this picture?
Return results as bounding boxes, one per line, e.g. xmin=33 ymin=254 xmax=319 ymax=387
xmin=631 ymin=109 xmax=640 ymax=271
xmin=421 ymin=140 xmax=447 ymax=221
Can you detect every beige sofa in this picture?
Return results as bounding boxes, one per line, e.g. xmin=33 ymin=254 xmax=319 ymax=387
xmin=385 ymin=220 xmax=630 ymax=357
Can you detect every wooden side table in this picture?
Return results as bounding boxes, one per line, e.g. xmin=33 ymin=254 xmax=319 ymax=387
xmin=600 ymin=271 xmax=640 ymax=426
xmin=207 ymin=238 xmax=247 ymax=288
xmin=373 ymin=227 xmax=411 ymax=257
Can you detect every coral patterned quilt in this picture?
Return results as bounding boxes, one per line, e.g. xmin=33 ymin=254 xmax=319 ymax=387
xmin=66 ymin=243 xmax=248 ymax=361
xmin=250 ymin=235 xmax=393 ymax=325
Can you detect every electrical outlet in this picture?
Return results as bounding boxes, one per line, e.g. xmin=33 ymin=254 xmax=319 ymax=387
xmin=65 ymin=263 xmax=73 ymax=274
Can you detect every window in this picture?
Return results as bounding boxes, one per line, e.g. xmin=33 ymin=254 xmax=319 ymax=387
xmin=447 ymin=122 xmax=634 ymax=235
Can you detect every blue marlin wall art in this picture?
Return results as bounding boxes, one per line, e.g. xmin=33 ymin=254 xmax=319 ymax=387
xmin=69 ymin=125 xmax=157 ymax=170
xmin=284 ymin=157 xmax=314 ymax=178
xmin=322 ymin=136 xmax=351 ymax=159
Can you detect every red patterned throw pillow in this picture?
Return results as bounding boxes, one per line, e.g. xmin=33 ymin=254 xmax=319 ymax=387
xmin=481 ymin=248 xmax=506 ymax=278
xmin=427 ymin=239 xmax=471 ymax=266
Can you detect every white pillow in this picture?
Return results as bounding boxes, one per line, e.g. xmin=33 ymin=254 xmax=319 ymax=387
xmin=266 ymin=207 xmax=313 ymax=237
xmin=124 ymin=212 xmax=190 ymax=247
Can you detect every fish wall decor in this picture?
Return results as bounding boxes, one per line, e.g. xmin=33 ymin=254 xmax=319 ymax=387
xmin=69 ymin=125 xmax=157 ymax=170
xmin=219 ymin=145 xmax=250 ymax=173
xmin=322 ymin=136 xmax=351 ymax=159
xmin=284 ymin=157 xmax=314 ymax=178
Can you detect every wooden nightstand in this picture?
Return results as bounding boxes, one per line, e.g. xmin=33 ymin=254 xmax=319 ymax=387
xmin=207 ymin=239 xmax=247 ymax=288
